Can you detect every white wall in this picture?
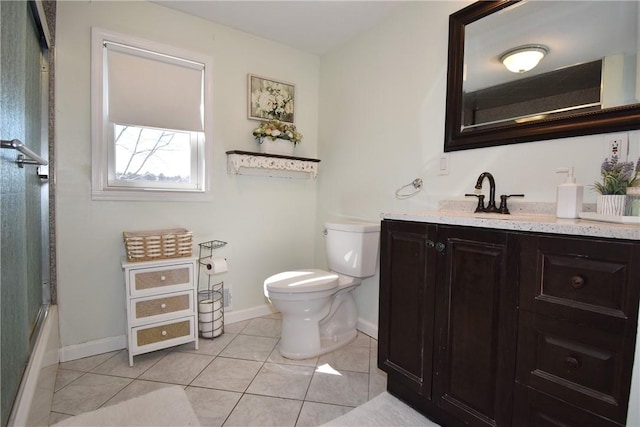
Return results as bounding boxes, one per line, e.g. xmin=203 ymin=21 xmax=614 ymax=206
xmin=317 ymin=2 xmax=640 ymax=423
xmin=317 ymin=1 xmax=640 ymax=328
xmin=55 ymin=1 xmax=320 ymax=352
xmin=55 ymin=0 xmax=640 ymax=372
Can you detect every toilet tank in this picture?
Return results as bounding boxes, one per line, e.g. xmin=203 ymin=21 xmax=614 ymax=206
xmin=324 ymin=221 xmax=381 ymax=278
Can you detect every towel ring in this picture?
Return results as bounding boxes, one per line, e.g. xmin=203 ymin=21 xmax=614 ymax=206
xmin=395 ymin=178 xmax=423 ymax=199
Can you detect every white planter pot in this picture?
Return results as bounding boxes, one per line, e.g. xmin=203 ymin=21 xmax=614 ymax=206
xmin=596 ymin=194 xmax=627 ymax=216
xmin=259 ymin=137 xmax=295 ymax=156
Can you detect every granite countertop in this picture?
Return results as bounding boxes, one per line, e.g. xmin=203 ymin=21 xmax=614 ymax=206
xmin=382 ymin=201 xmax=640 ymax=241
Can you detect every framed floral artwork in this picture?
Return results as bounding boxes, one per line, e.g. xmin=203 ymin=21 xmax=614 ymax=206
xmin=248 ymin=74 xmax=295 ymax=124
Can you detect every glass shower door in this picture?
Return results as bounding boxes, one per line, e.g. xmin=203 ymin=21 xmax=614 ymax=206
xmin=0 ymin=2 xmax=50 ymax=425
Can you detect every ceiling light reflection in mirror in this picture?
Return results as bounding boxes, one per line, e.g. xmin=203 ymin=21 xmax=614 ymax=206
xmin=462 ymin=1 xmax=639 ymax=131
xmin=500 ymin=44 xmax=548 ymax=73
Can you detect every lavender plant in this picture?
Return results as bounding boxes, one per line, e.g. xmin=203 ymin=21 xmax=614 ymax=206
xmin=593 ymin=157 xmax=640 ymax=195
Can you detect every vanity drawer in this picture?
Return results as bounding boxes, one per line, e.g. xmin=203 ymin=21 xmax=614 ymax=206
xmin=131 ymin=316 xmax=195 ymax=354
xmin=129 ymin=263 xmax=193 ymax=297
xmin=130 ymin=290 xmax=194 ymax=326
xmin=516 ymin=311 xmax=632 ymax=423
xmin=513 ymin=383 xmax=622 ymax=427
xmin=520 ymin=235 xmax=640 ymax=328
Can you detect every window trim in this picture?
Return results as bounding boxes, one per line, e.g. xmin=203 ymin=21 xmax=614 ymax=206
xmin=91 ymin=28 xmax=213 ymax=202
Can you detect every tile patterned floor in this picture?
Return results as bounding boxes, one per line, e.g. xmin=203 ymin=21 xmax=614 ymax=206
xmin=49 ymin=314 xmax=387 ymax=426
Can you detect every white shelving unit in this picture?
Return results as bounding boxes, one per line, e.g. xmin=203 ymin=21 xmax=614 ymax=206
xmin=122 ymin=257 xmax=198 ymax=366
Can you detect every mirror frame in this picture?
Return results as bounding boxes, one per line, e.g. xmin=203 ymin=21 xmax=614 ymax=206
xmin=444 ymin=0 xmax=640 ymax=152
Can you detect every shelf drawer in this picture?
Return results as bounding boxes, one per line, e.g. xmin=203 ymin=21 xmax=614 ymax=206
xmin=129 ymin=263 xmax=193 ymax=297
xmin=130 ymin=290 xmax=194 ymax=325
xmin=131 ymin=316 xmax=195 ymax=355
xmin=516 ymin=311 xmax=632 ymax=424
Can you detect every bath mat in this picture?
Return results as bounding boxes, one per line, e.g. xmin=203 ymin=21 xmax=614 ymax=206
xmin=321 ymin=391 xmax=439 ymax=427
xmin=53 ymin=385 xmax=200 ymax=426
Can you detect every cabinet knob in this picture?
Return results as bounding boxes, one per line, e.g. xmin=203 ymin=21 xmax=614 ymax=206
xmin=565 ymin=356 xmax=580 ymax=369
xmin=160 ymin=303 xmax=167 ymax=309
xmin=426 ymin=240 xmax=446 ymax=253
xmin=160 ymin=275 xmax=166 ymax=281
xmin=569 ymin=275 xmax=585 ymax=289
xmin=161 ymin=330 xmax=167 ymax=336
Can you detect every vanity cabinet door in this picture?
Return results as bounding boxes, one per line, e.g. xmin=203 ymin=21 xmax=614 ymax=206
xmin=379 ymin=220 xmax=438 ymax=399
xmin=433 ymin=226 xmax=519 ymax=427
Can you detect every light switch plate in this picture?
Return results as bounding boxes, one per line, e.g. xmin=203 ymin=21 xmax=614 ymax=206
xmin=438 ymin=153 xmax=450 ymax=175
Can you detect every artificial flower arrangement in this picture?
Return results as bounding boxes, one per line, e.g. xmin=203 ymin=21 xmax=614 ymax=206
xmin=252 ymin=120 xmax=303 ymax=145
xmin=593 ymin=157 xmax=640 ymax=195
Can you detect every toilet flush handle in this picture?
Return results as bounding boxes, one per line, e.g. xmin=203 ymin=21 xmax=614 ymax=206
xmin=323 ymin=229 xmax=328 ymax=236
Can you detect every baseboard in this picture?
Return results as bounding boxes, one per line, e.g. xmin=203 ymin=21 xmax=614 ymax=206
xmin=57 ymin=305 xmax=275 ymax=362
xmin=57 ymin=305 xmax=375 ymax=362
xmin=357 ymin=317 xmax=378 ymax=340
xmin=59 ymin=334 xmax=126 ymax=363
xmin=224 ymin=303 xmax=277 ymax=324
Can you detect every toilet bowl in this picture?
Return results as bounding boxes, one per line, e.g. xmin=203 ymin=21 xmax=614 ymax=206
xmin=264 ymin=221 xmax=380 ymax=359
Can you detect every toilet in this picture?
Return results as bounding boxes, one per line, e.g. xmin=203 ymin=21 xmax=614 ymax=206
xmin=263 ymin=221 xmax=380 ymax=359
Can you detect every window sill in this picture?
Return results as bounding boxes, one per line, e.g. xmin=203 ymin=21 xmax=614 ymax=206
xmin=226 ymin=151 xmax=320 ymax=179
xmin=91 ymin=188 xmax=212 ymax=202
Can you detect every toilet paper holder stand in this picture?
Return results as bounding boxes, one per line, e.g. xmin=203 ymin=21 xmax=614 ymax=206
xmin=197 ymin=240 xmax=228 ymax=339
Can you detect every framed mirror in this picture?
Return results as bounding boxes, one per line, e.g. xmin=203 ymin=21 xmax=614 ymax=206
xmin=444 ymin=0 xmax=640 ymax=152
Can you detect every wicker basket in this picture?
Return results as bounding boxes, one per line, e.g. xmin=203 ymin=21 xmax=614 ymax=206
xmin=123 ymin=228 xmax=193 ymax=262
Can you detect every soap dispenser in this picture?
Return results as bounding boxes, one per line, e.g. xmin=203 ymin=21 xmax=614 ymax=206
xmin=556 ymin=167 xmax=583 ymax=219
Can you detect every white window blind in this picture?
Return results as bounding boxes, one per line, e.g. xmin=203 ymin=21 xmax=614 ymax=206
xmin=105 ymin=41 xmax=204 ymax=132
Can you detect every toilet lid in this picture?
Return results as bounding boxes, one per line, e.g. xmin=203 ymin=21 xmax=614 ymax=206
xmin=265 ymin=269 xmax=339 ymax=293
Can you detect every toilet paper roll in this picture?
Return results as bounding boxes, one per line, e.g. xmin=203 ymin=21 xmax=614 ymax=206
xmin=198 ymin=299 xmax=221 ymax=322
xmin=201 ymin=329 xmax=222 ymax=338
xmin=200 ymin=318 xmax=223 ymax=338
xmin=204 ymin=257 xmax=228 ymax=275
xmin=198 ymin=299 xmax=218 ymax=313
xmin=199 ymin=311 xmax=213 ymax=323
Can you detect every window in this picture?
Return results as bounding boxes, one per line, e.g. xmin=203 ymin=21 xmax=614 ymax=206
xmin=91 ymin=28 xmax=213 ymax=201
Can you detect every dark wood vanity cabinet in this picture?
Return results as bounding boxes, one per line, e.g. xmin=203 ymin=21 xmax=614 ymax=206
xmin=379 ymin=219 xmax=639 ymax=427
xmin=379 ymin=220 xmax=519 ymax=426
xmin=515 ymin=235 xmax=640 ymax=426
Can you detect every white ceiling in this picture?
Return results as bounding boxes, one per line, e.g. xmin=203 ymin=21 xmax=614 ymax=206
xmin=152 ymin=1 xmax=403 ymax=55
xmin=465 ymin=1 xmax=638 ymax=91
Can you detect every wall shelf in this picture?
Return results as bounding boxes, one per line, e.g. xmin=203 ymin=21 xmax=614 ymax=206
xmin=226 ymin=151 xmax=320 ymax=179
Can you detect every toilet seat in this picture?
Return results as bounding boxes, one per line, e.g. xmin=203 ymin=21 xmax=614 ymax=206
xmin=265 ymin=269 xmax=338 ymax=293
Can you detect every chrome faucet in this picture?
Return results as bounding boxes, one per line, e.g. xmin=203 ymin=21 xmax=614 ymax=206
xmin=475 ymin=172 xmax=499 ymax=213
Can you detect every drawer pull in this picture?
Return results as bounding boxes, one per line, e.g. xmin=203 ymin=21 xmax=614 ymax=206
xmin=161 ymin=330 xmax=167 ymax=336
xmin=160 ymin=303 xmax=167 ymax=309
xmin=569 ymin=275 xmax=585 ymax=289
xmin=565 ymin=356 xmax=580 ymax=369
xmin=160 ymin=275 xmax=166 ymax=281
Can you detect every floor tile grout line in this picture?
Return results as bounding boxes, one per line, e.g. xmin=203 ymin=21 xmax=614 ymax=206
xmin=219 ymin=331 xmax=274 ymax=427
xmin=94 ymin=378 xmax=135 ymax=412
xmin=182 ymin=331 xmax=239 ymax=389
xmin=51 ymin=317 xmax=382 ymax=426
